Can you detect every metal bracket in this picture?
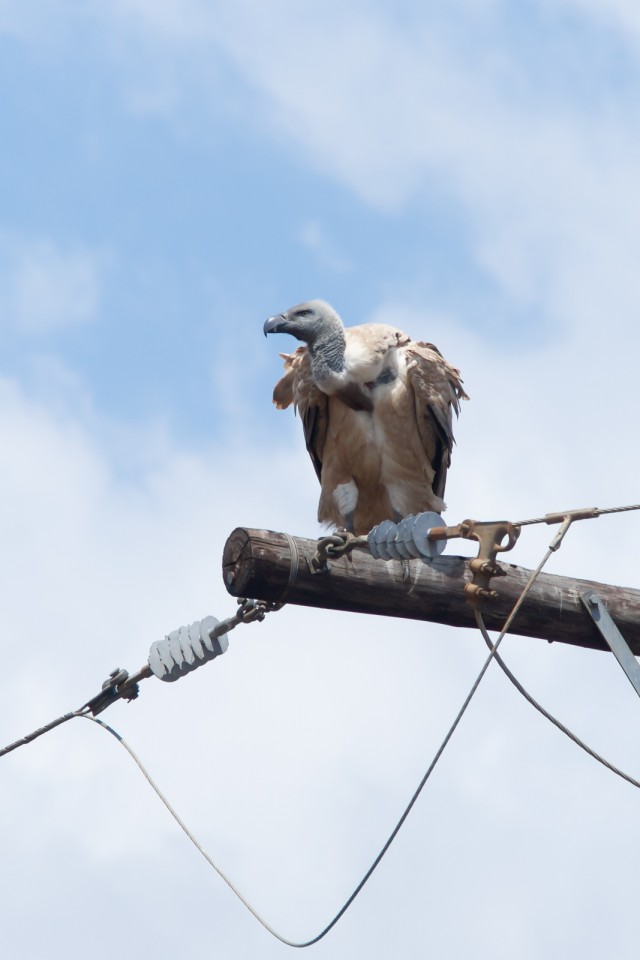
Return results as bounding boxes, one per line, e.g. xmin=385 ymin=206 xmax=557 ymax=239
xmin=422 ymin=519 xmax=519 ymax=605
xmin=460 ymin=520 xmax=520 ymax=605
xmin=82 ymin=667 xmax=146 ymax=716
xmin=581 ymin=591 xmax=640 ymax=700
xmin=390 ymin=517 xmax=520 ymax=604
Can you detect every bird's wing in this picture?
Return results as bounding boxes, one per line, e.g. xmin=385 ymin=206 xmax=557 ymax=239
xmin=405 ymin=341 xmax=469 ymax=499
xmin=272 ymin=348 xmax=328 ymax=482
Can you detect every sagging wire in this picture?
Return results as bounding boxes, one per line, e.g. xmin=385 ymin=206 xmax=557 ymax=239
xmin=78 ymin=713 xmax=310 ymax=944
xmin=2 ymin=542 xmax=558 ymax=947
xmin=79 ymin=648 xmax=501 ymax=948
xmin=473 ymin=510 xmax=640 ymax=791
xmin=5 ymin=501 xmax=640 ymax=947
xmin=473 ymin=612 xmax=640 ymax=791
xmin=74 ymin=541 xmax=562 ymax=949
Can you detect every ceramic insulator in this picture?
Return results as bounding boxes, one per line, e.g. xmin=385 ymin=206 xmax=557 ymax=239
xmin=148 ymin=616 xmax=229 ymax=682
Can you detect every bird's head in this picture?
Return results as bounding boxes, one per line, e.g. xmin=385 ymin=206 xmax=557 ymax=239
xmin=263 ymin=300 xmax=343 ymax=346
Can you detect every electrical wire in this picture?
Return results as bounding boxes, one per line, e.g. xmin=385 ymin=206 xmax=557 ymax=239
xmin=514 ymin=502 xmax=640 ymax=527
xmin=0 ymin=707 xmax=90 ymax=757
xmin=83 ymin=657 xmax=494 ymax=948
xmin=473 ymin=610 xmax=640 ymax=790
xmin=4 ymin=502 xmax=640 ymax=945
xmin=0 ymin=540 xmax=568 ymax=947
xmin=470 ymin=508 xmax=640 ymax=790
xmin=75 ymin=546 xmax=558 ymax=949
xmin=2 ymin=651 xmax=507 ymax=946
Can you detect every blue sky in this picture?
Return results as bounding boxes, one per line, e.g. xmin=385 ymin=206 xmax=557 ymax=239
xmin=3 ymin=3 xmax=640 ymax=958
xmin=6 ymin=0 xmax=634 ymax=437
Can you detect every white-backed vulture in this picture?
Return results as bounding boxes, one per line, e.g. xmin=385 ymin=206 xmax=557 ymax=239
xmin=264 ymin=300 xmax=468 ymax=535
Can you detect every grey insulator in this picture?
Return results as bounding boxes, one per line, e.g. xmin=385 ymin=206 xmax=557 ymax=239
xmin=396 ymin=515 xmax=421 ymax=558
xmin=148 ymin=616 xmax=229 ymax=682
xmin=367 ymin=512 xmax=446 ymax=562
xmin=369 ymin=519 xmax=398 ymax=561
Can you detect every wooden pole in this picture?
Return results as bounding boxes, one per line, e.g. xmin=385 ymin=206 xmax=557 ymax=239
xmin=222 ymin=526 xmax=640 ymax=654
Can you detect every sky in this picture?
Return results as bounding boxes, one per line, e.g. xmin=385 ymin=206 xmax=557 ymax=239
xmin=3 ymin=1 xmax=640 ymax=957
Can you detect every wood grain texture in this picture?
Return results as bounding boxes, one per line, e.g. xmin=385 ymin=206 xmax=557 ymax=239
xmin=222 ymin=527 xmax=640 ymax=653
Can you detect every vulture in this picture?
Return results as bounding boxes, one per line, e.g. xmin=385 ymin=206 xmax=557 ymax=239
xmin=264 ymin=300 xmax=468 ymax=536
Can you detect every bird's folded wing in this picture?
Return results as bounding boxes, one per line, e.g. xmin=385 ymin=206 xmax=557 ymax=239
xmin=405 ymin=342 xmax=469 ymax=499
xmin=272 ymin=348 xmax=328 ymax=482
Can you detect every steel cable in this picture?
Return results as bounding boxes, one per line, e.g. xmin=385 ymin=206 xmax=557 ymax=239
xmin=72 ymin=545 xmax=559 ymax=948
xmin=473 ymin=610 xmax=640 ymax=790
xmin=82 ymin=643 xmax=497 ymax=947
xmin=5 ymin=505 xmax=640 ymax=945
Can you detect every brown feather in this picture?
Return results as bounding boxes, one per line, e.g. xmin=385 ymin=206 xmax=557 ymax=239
xmin=405 ymin=342 xmax=468 ymax=500
xmin=270 ymin=320 xmax=468 ymax=534
xmin=273 ymin=349 xmax=328 ymax=482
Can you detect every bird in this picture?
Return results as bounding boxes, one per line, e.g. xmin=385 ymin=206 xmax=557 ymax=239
xmin=263 ymin=299 xmax=468 ymax=536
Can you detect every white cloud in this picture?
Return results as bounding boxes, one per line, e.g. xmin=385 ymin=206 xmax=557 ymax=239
xmin=553 ymin=0 xmax=640 ymax=40
xmin=209 ymin=6 xmax=640 ymax=343
xmin=65 ymin=0 xmax=640 ymax=345
xmin=7 ymin=3 xmax=637 ymax=346
xmin=0 ymin=233 xmax=101 ymax=333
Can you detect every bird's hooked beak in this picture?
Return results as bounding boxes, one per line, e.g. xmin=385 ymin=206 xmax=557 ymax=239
xmin=263 ymin=313 xmax=288 ymax=337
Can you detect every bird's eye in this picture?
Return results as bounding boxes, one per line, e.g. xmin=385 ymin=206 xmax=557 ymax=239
xmin=296 ymin=309 xmax=312 ymax=318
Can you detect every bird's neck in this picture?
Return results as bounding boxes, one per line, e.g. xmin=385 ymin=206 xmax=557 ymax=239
xmin=309 ymin=326 xmax=346 ymax=391
xmin=309 ymin=328 xmax=374 ymax=411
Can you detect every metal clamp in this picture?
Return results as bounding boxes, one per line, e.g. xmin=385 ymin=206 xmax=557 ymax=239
xmin=458 ymin=520 xmax=520 ymax=605
xmin=411 ymin=517 xmax=519 ymax=603
xmin=82 ymin=667 xmax=146 ymax=716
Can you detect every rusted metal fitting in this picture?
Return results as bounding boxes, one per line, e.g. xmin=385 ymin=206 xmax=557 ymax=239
xmin=464 ymin=583 xmax=499 ymax=601
xmin=425 ymin=521 xmax=471 ymax=542
xmin=310 ymin=531 xmax=367 ymax=574
xmin=458 ymin=519 xmax=520 ymax=606
xmin=468 ymin=558 xmax=507 ymax=578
